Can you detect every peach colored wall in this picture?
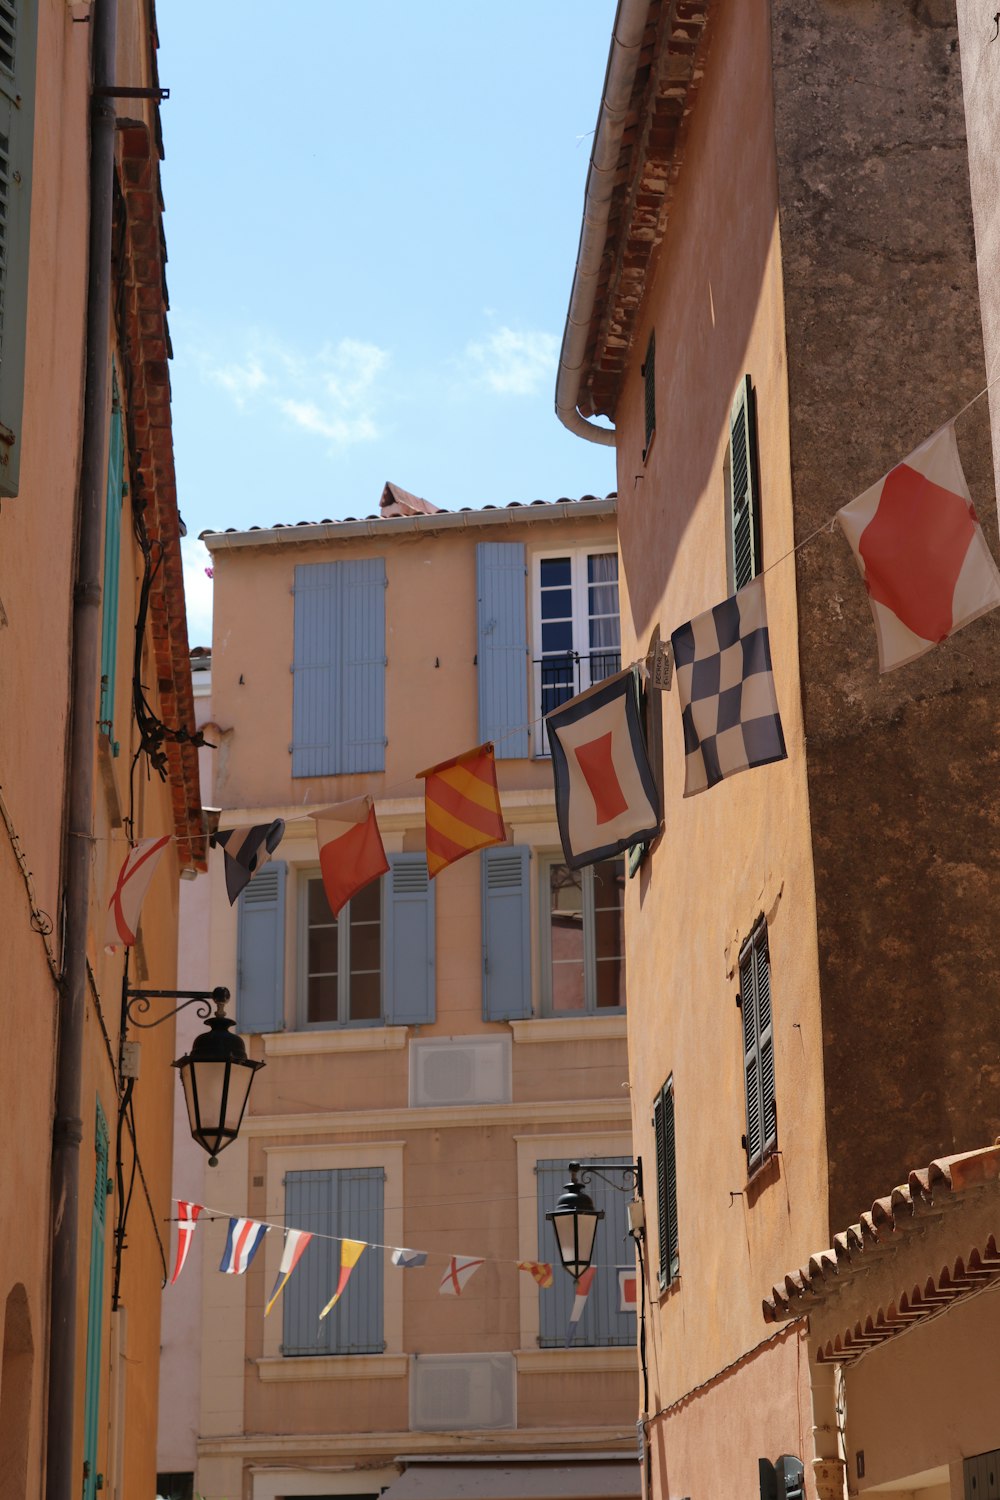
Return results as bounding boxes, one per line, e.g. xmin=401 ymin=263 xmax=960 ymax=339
xmin=607 ymin=0 xmax=827 ymax=1495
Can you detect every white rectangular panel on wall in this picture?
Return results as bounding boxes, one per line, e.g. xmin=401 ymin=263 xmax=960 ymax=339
xmin=409 ymin=1036 xmax=511 ymax=1108
xmin=410 ymin=1353 xmax=516 ymax=1432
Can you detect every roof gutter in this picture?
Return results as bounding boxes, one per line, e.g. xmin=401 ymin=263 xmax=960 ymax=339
xmin=554 ymin=0 xmax=651 ymax=447
xmin=201 ymin=495 xmax=617 ymax=553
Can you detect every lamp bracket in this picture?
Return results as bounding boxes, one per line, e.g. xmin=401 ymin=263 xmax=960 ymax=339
xmin=125 ymin=986 xmax=230 ymax=1029
xmin=571 ymin=1158 xmax=643 ymax=1199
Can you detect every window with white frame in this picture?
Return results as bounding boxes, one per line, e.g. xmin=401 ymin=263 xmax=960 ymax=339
xmin=532 ymin=550 xmax=621 ymax=754
xmin=540 ymin=856 xmax=625 ymax=1014
xmin=300 ymin=873 xmax=382 ymax=1026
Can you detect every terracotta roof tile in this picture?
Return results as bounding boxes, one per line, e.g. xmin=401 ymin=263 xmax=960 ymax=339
xmin=200 ymin=492 xmax=617 ymax=540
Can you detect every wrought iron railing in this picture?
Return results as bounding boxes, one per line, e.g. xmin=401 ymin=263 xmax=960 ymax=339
xmin=535 ymin=650 xmax=622 ymax=724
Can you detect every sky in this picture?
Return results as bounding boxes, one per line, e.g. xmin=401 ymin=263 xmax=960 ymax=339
xmin=156 ymin=2 xmax=620 ymax=643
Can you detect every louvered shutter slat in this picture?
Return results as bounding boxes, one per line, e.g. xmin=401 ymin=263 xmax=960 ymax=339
xmin=476 ymin=542 xmax=529 ymax=758
xmin=653 ymin=1092 xmax=668 ymax=1291
xmin=663 ymin=1083 xmax=679 ymax=1282
xmin=729 ymin=376 xmax=761 ymax=592
xmin=0 ymin=0 xmax=37 ymax=498
xmin=740 ymin=940 xmax=763 ymax=1174
xmin=482 ymin=845 xmax=531 ymax=1021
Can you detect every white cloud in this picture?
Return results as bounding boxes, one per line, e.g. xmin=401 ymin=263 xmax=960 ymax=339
xmin=204 ymin=335 xmax=388 ymax=448
xmin=465 ymin=326 xmax=559 ymax=396
xmin=181 ymin=536 xmax=214 ymax=648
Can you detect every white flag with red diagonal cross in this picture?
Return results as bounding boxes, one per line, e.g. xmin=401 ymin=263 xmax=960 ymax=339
xmin=837 ymin=422 xmax=1000 ymax=672
xmin=104 ymin=835 xmax=171 ymax=949
xmin=439 ymin=1255 xmax=484 ymax=1296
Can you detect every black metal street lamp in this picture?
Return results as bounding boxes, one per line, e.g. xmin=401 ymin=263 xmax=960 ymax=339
xmin=546 ymin=1162 xmax=605 ymax=1281
xmin=125 ymin=985 xmax=264 ymax=1166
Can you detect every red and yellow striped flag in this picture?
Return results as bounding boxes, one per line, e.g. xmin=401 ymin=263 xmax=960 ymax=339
xmin=418 ymin=742 xmax=507 ymax=878
xmin=518 ymin=1260 xmax=554 ymax=1288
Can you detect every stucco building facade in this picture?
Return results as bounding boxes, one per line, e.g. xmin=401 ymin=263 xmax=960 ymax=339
xmin=0 ymin=3 xmax=201 ymax=1499
xmin=191 ymin=486 xmax=641 ymax=1500
xmin=557 ymin=2 xmax=1000 ymax=1498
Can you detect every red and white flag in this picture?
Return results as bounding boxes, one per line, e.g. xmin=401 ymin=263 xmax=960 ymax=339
xmin=565 ymin=1265 xmax=596 ymax=1346
xmin=170 ymin=1200 xmax=203 ymax=1285
xmin=439 ymin=1255 xmax=484 ymax=1296
xmin=837 ymin=422 xmax=1000 ymax=672
xmin=105 ymin=835 xmax=171 ymax=949
xmin=265 ymin=1229 xmax=314 ymax=1317
xmin=617 ymin=1266 xmax=638 ymax=1313
xmin=310 ymin=796 xmax=389 ymax=917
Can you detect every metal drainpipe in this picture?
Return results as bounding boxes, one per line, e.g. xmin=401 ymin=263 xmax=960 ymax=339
xmin=46 ymin=0 xmax=118 ymax=1496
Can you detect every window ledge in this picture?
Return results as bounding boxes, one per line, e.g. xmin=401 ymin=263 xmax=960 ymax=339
xmin=515 ymin=1347 xmax=636 ymax=1375
xmin=509 ymin=1016 xmax=627 ymax=1045
xmin=264 ymin=1028 xmax=408 ymax=1058
xmin=256 ymin=1353 xmax=407 ymax=1382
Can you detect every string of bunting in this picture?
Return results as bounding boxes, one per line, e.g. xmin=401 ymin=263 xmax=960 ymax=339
xmin=106 ymin=396 xmax=1000 ymax=938
xmin=168 ymin=1199 xmax=636 ymax=1345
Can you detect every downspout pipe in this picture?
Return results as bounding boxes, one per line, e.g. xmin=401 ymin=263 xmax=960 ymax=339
xmin=46 ymin=1 xmax=118 ymax=1496
xmin=554 ymin=0 xmax=650 ymax=446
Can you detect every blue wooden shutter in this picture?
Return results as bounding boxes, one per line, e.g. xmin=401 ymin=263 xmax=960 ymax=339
xmin=99 ymin=393 xmax=125 ymax=738
xmin=536 ymin=1157 xmax=636 ymax=1348
xmin=482 ymin=845 xmax=531 ymax=1021
xmin=476 ymin=542 xmax=528 ymax=758
xmin=235 ymin=861 xmax=286 ymax=1033
xmin=0 ymin=0 xmax=39 ymax=498
xmin=292 ymin=559 xmax=386 ymax=776
xmin=283 ymin=1167 xmax=384 ymax=1357
xmin=83 ymin=1100 xmax=109 ymax=1500
xmin=384 ymin=854 xmax=435 ymax=1026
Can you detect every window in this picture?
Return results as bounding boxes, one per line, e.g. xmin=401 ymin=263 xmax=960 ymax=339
xmin=641 ymin=330 xmax=655 ymax=461
xmin=533 ymin=550 xmax=621 ymax=752
xmin=535 ymin=1158 xmax=637 ymax=1347
xmin=282 ymin=1167 xmax=384 ymax=1357
xmin=0 ymin=0 xmax=38 ymax=499
xmin=291 ymin=558 xmax=386 ymax=777
xmin=234 ymin=855 xmax=435 ymax=1035
xmin=302 ymin=875 xmax=382 ymax=1026
xmin=725 ymin=375 xmax=762 ymax=593
xmin=653 ymin=1078 xmax=678 ymax=1290
xmin=740 ymin=918 xmax=776 ymax=1176
xmin=541 ymin=856 xmax=625 ymax=1014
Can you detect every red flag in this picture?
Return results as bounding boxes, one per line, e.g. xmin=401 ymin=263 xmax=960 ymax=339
xmin=170 ymin=1201 xmax=203 ymax=1285
xmin=105 ymin=835 xmax=171 ymax=949
xmin=419 ymin=744 xmax=506 ymax=878
xmin=837 ymin=422 xmax=1000 ymax=672
xmin=310 ymin=797 xmax=389 ymax=917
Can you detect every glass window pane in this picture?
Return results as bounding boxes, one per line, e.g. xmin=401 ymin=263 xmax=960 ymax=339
xmin=550 ymin=865 xmax=585 ymax=1012
xmin=587 ymin=553 xmax=618 ymax=584
xmin=349 ymin=971 xmax=381 ymax=1023
xmin=541 ymin=557 xmax=571 ymax=587
xmin=308 ymin=924 xmax=339 ymax=976
xmin=541 ymin=620 xmax=574 ymax=655
xmin=350 ymin=919 xmax=380 ymax=974
xmin=593 ymin=859 xmax=624 ymax=910
xmin=541 ymin=587 xmax=573 ymax=620
xmin=308 ymin=878 xmax=333 ymax=923
xmin=593 ymin=860 xmax=625 ymax=1010
xmin=307 ymin=975 xmax=338 ymax=1025
xmin=351 ymin=879 xmax=381 ymax=923
xmin=588 ymin=584 xmax=619 ymax=616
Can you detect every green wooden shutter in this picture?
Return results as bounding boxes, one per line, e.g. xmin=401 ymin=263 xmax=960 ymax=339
xmin=83 ymin=1099 xmax=110 ymax=1500
xmin=728 ymin=375 xmax=761 ymax=592
xmin=740 ymin=920 xmax=775 ymax=1175
xmin=0 ymin=0 xmax=38 ymax=498
xmin=653 ymin=1079 xmax=678 ymax=1291
xmin=481 ymin=845 xmax=531 ymax=1021
xmin=641 ymin=330 xmax=655 ymax=461
xmin=99 ymin=389 xmax=125 ymax=739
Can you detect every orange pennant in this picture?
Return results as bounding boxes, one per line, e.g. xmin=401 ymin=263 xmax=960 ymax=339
xmin=517 ymin=1260 xmax=554 ymax=1288
xmin=417 ymin=742 xmax=507 ymax=878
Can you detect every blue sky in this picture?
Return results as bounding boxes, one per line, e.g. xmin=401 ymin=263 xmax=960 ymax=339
xmin=156 ymin=2 xmax=619 ymax=642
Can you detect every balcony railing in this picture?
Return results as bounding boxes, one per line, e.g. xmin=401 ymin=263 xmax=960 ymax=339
xmin=535 ymin=650 xmax=622 ymax=729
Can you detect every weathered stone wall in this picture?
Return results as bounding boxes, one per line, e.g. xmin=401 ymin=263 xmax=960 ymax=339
xmin=771 ymin=0 xmax=1000 ymax=1229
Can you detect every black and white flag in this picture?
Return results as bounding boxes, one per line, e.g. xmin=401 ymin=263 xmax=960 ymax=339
xmin=212 ymin=819 xmax=285 ymax=904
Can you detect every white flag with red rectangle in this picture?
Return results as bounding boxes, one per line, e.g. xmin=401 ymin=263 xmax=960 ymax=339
xmin=837 ymin=422 xmax=1000 ymax=672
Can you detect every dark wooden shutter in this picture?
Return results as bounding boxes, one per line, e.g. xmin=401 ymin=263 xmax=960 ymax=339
xmin=482 ymin=845 xmax=531 ymax=1021
xmin=0 ymin=0 xmax=38 ymax=498
xmin=641 ymin=331 xmax=655 ymax=461
xmin=384 ymin=854 xmax=435 ymax=1025
xmin=476 ymin=541 xmax=529 ymax=758
xmin=235 ymin=861 xmax=287 ymax=1033
xmin=99 ymin=390 xmax=125 ymax=739
xmin=728 ymin=375 xmax=761 ymax=592
xmin=653 ymin=1079 xmax=678 ymax=1291
xmin=740 ymin=920 xmax=775 ymax=1175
